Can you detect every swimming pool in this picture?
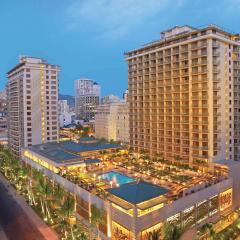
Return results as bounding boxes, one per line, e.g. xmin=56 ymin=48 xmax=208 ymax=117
xmin=100 ymin=171 xmax=135 ymax=186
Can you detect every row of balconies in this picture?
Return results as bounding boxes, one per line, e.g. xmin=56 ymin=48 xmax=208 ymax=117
xmin=129 ymin=92 xmax=220 ymax=100
xmin=130 ymin=70 xmax=213 ymax=79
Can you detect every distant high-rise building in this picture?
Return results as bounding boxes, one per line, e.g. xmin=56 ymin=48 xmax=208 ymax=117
xmin=95 ymin=96 xmax=129 ymax=143
xmin=125 ymin=25 xmax=240 ymax=165
xmin=59 ymin=112 xmax=75 ymax=128
xmin=75 ymin=78 xmax=101 ymax=121
xmin=123 ymin=89 xmax=129 ymax=102
xmin=102 ymin=94 xmax=120 ymax=104
xmin=58 ymin=100 xmax=75 ymax=127
xmin=59 ymin=100 xmax=69 ymax=113
xmin=7 ymin=56 xmax=60 ymax=157
xmin=0 ymin=89 xmax=7 ymax=144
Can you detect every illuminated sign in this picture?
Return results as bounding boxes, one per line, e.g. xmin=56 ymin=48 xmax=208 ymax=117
xmin=219 ymin=188 xmax=232 ymax=212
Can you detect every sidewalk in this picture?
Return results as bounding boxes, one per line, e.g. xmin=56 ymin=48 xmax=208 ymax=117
xmin=0 ymin=173 xmax=59 ymax=240
xmin=0 ymin=224 xmax=8 ymax=240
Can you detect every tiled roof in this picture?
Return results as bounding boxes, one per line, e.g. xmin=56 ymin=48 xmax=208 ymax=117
xmin=28 ymin=141 xmax=120 ymax=163
xmin=107 ymin=181 xmax=169 ymax=204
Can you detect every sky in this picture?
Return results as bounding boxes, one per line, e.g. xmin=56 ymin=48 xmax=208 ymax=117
xmin=0 ymin=0 xmax=240 ymax=97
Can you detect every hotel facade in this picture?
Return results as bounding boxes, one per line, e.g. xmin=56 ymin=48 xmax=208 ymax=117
xmin=7 ymin=56 xmax=60 ymax=156
xmin=21 ymin=139 xmax=240 ymax=240
xmin=125 ymin=25 xmax=240 ymax=165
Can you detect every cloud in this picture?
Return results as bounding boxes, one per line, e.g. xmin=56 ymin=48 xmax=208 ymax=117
xmin=66 ymin=0 xmax=185 ymax=39
xmin=227 ymin=0 xmax=240 ymax=8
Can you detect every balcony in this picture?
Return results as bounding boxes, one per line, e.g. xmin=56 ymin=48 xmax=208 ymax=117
xmin=191 ymin=43 xmax=207 ymax=50
xmin=181 ymin=47 xmax=188 ymax=53
xmin=212 ymin=42 xmax=220 ymax=48
xmin=213 ymin=51 xmax=220 ymax=57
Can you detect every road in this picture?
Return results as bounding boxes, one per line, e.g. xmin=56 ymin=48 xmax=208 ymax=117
xmin=0 ymin=181 xmax=46 ymax=240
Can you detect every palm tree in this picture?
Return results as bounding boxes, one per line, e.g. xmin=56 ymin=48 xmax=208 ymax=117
xmin=15 ymin=166 xmax=28 ymax=192
xmin=36 ymin=176 xmax=53 ymax=219
xmin=79 ymin=232 xmax=88 ymax=240
xmin=60 ymin=194 xmax=76 ymax=239
xmin=163 ymin=223 xmax=182 ymax=240
xmin=61 ymin=194 xmax=75 ymax=218
xmin=90 ymin=204 xmax=105 ymax=240
xmin=0 ymin=150 xmax=12 ymax=177
xmin=0 ymin=144 xmax=4 ymax=151
xmin=200 ymin=223 xmax=215 ymax=240
xmin=53 ymin=183 xmax=66 ymax=206
xmin=147 ymin=229 xmax=161 ymax=240
xmin=59 ymin=218 xmax=69 ymax=239
xmin=71 ymin=224 xmax=88 ymax=240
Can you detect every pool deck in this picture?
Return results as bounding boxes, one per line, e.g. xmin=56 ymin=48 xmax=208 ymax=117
xmin=100 ymin=171 xmax=136 ymax=186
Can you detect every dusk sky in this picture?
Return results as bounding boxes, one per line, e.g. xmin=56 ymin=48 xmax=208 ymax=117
xmin=0 ymin=0 xmax=240 ymax=97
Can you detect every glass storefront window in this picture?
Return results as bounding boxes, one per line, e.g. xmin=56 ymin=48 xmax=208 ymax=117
xmin=182 ymin=206 xmax=195 ymax=228
xmin=196 ymin=200 xmax=208 ymax=223
xmin=167 ymin=213 xmax=181 ymax=226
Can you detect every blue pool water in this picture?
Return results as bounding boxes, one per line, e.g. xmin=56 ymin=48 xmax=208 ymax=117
xmin=100 ymin=171 xmax=135 ymax=186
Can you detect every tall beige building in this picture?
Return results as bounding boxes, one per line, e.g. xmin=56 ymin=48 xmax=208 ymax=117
xmin=95 ymin=96 xmax=129 ymax=143
xmin=7 ymin=56 xmax=60 ymax=156
xmin=125 ymin=25 xmax=240 ymax=165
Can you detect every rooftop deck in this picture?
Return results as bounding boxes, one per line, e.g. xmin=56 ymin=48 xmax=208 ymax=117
xmin=23 ymin=144 xmax=229 ymax=210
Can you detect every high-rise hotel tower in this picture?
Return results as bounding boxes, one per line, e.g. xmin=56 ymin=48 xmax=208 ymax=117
xmin=125 ymin=25 xmax=240 ymax=165
xmin=7 ymin=56 xmax=60 ymax=157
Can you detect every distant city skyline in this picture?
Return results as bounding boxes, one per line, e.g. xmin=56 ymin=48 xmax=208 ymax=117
xmin=0 ymin=0 xmax=240 ymax=97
